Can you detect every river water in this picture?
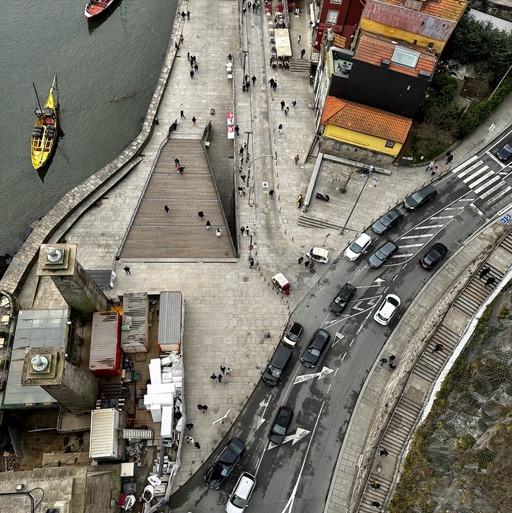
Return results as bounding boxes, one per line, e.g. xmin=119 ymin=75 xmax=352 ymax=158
xmin=0 ymin=0 xmax=176 ymax=255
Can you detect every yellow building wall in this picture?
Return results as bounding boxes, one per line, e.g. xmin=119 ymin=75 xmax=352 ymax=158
xmin=324 ymin=124 xmax=404 ymax=157
xmin=360 ymin=19 xmax=446 ymax=53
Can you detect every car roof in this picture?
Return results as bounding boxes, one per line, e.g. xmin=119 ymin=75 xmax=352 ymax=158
xmin=378 ymin=240 xmax=397 ymax=251
xmin=416 ymin=184 xmax=436 ymax=196
xmin=354 ymin=233 xmax=372 ymax=243
xmin=310 ymin=247 xmax=329 ymax=258
xmin=235 ymin=472 xmax=256 ymax=498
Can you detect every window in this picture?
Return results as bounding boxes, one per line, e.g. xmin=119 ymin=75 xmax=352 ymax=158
xmin=326 ymin=10 xmax=339 ymax=24
xmin=385 ymin=141 xmax=395 ymax=148
xmin=334 ymin=141 xmax=343 ymax=150
xmin=391 ymin=46 xmax=420 ymax=68
xmin=331 ymin=0 xmax=342 ymax=4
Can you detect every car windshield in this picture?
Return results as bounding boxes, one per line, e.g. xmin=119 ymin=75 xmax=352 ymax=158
xmin=272 ymin=423 xmax=287 ymax=435
xmin=334 ymin=297 xmax=345 ymax=305
xmin=503 ymin=143 xmax=512 ymax=152
xmin=411 ymin=192 xmax=424 ymax=202
xmin=268 ymin=365 xmax=282 ymax=378
xmin=375 ymin=249 xmax=387 ymax=259
xmin=388 ymin=297 xmax=399 ymax=306
xmin=231 ymin=495 xmax=247 ymax=508
xmin=309 ymin=348 xmax=321 ymax=357
xmin=380 ymin=214 xmax=393 ymax=227
xmin=350 ymin=241 xmax=362 ymax=252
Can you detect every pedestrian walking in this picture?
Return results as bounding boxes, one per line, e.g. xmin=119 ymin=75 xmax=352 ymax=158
xmin=426 ymin=160 xmax=434 ymax=172
xmin=189 ymin=437 xmax=195 ymax=445
xmin=235 ymin=125 xmax=239 ymax=136
xmin=388 ymin=354 xmax=396 ymax=361
xmin=220 ymin=366 xmax=226 ymax=375
xmin=272 ymin=80 xmax=277 ymax=91
xmin=300 ymin=48 xmax=306 ymax=59
xmin=197 ymin=404 xmax=204 ymax=411
xmin=485 ymin=276 xmax=496 ymax=287
xmin=252 ymin=75 xmax=256 ymax=86
xmin=371 ymin=482 xmax=381 ymax=490
xmin=164 ymin=205 xmax=170 ymax=215
xmin=269 ymin=189 xmax=274 ymax=198
xmin=194 ymin=63 xmax=199 ymax=72
xmin=202 ymin=405 xmax=208 ymax=413
xmin=249 ymin=257 xmax=254 ymax=268
xmin=175 ymin=158 xmax=180 ymax=167
xmin=280 ymin=100 xmax=285 ymax=110
xmin=298 ymin=256 xmax=304 ymax=265
xmin=379 ymin=358 xmax=387 ymax=366
xmin=431 ymin=166 xmax=438 ymax=176
xmin=269 ymin=78 xmax=275 ymax=88
xmin=432 ymin=343 xmax=444 ymax=352
xmin=305 ymin=261 xmax=310 ymax=268
xmin=190 ymin=69 xmax=195 ymax=79
xmin=218 ymin=375 xmax=223 ymax=383
xmin=180 ymin=34 xmax=184 ymax=44
xmin=216 ymin=228 xmax=222 ymax=237
xmin=206 ymin=220 xmax=211 ymax=230
xmin=124 ymin=266 xmax=131 ymax=275
xmin=185 ymin=436 xmax=192 ymax=444
xmin=192 ymin=116 xmax=197 ymax=125
xmin=194 ymin=442 xmax=201 ymax=449
xmin=181 ymin=110 xmax=185 ymax=119
xmin=379 ymin=449 xmax=389 ymax=456
xmin=178 ymin=165 xmax=185 ymax=175
xmin=241 ymin=226 xmax=245 ymax=236
xmin=210 ymin=373 xmax=218 ymax=382
xmin=245 ymin=226 xmax=249 ymax=235
xmin=445 ymin=151 xmax=452 ymax=163
xmin=284 ymin=106 xmax=289 ymax=116
xmin=297 ymin=35 xmax=301 ymax=44
xmin=446 ymin=154 xmax=454 ymax=163
xmin=294 ymin=154 xmax=299 ymax=165
xmin=371 ymin=502 xmax=381 ymax=508
xmin=186 ymin=423 xmax=194 ymax=430
xmin=292 ymin=99 xmax=297 ymax=108
xmin=225 ymin=367 xmax=232 ymax=375
xmin=241 ymin=174 xmax=246 ymax=183
xmin=186 ymin=9 xmax=190 ymax=19
xmin=479 ymin=267 xmax=490 ymax=279
xmin=389 ymin=363 xmax=396 ymax=370
xmin=278 ymin=123 xmax=283 ymax=134
xmin=198 ymin=210 xmax=204 ymax=219
xmin=181 ymin=10 xmax=186 ymax=19
xmin=240 ymin=146 xmax=244 ymax=156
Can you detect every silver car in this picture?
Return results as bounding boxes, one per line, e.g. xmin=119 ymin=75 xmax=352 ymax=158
xmin=226 ymin=472 xmax=257 ymax=513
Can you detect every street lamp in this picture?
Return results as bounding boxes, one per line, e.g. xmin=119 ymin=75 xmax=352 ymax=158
xmin=341 ymin=173 xmax=372 ymax=234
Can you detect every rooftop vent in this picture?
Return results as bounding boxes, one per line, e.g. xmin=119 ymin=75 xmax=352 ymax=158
xmin=381 ymin=59 xmax=391 ymax=68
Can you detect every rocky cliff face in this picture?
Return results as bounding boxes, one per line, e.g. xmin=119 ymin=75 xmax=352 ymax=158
xmin=390 ymin=288 xmax=512 ymax=513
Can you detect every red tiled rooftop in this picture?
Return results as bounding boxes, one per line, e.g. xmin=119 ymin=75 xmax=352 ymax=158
xmin=354 ymin=32 xmax=437 ymax=77
xmin=376 ymin=0 xmax=467 ymax=22
xmin=321 ymin=96 xmax=412 ymax=143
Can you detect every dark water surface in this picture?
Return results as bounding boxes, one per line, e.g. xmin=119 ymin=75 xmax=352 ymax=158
xmin=0 ymin=0 xmax=176 ymax=255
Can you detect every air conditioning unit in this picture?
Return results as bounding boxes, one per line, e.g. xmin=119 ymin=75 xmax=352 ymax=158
xmin=381 ymin=59 xmax=391 ymax=68
xmin=418 ymin=70 xmax=431 ymax=80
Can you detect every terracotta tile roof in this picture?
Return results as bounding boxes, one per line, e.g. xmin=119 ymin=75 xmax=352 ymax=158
xmin=321 ymin=96 xmax=412 ymax=143
xmin=333 ymin=34 xmax=347 ymax=49
xmin=377 ymin=0 xmax=467 ymax=23
xmin=354 ymin=32 xmax=437 ymax=77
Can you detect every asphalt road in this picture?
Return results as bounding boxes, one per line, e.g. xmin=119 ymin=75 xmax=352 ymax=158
xmin=169 ymin=130 xmax=512 ymax=513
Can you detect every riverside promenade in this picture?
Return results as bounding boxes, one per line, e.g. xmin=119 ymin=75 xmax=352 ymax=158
xmin=2 ymin=0 xmax=512 ymax=511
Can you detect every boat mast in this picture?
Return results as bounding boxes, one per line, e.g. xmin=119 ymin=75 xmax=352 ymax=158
xmin=33 ymin=83 xmax=43 ymax=116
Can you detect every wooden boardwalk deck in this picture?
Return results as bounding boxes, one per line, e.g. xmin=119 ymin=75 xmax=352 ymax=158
xmin=121 ymin=138 xmax=235 ymax=259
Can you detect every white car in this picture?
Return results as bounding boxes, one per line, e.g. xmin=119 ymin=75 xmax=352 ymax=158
xmin=226 ymin=472 xmax=257 ymax=513
xmin=306 ymin=247 xmax=329 ymax=263
xmin=374 ymin=294 xmax=401 ymax=325
xmin=344 ymin=233 xmax=372 ymax=261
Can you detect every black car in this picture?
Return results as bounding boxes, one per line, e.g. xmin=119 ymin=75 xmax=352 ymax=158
xmin=268 ymin=406 xmax=293 ymax=445
xmin=300 ymin=329 xmax=331 ymax=368
xmin=403 ymin=184 xmax=437 ymax=211
xmin=496 ymin=140 xmax=512 ymax=161
xmin=367 ymin=241 xmax=398 ymax=269
xmin=371 ymin=207 xmax=404 ymax=235
xmin=204 ymin=438 xmax=246 ymax=489
xmin=329 ymin=283 xmax=357 ymax=315
xmin=315 ymin=192 xmax=330 ymax=201
xmin=282 ymin=322 xmax=303 ymax=347
xmin=419 ymin=242 xmax=448 ymax=270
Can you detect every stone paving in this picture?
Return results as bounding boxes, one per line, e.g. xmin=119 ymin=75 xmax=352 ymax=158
xmin=2 ymin=0 xmax=512 ymax=510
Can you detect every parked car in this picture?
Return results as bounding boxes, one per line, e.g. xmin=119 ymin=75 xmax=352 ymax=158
xmin=419 ymin=242 xmax=448 ymax=270
xmin=282 ymin=322 xmax=303 ymax=347
xmin=306 ymin=247 xmax=329 ymax=263
xmin=329 ymin=283 xmax=357 ymax=315
xmin=371 ymin=207 xmax=404 ymax=235
xmin=271 ymin=273 xmax=290 ymax=295
xmin=268 ymin=406 xmax=294 ymax=445
xmin=367 ymin=241 xmax=398 ymax=269
xmin=300 ymin=329 xmax=331 ymax=368
xmin=262 ymin=345 xmax=293 ymax=386
xmin=403 ymin=184 xmax=437 ymax=211
xmin=496 ymin=140 xmax=512 ymax=161
xmin=374 ymin=294 xmax=401 ymax=325
xmin=344 ymin=233 xmax=373 ymax=261
xmin=204 ymin=438 xmax=246 ymax=489
xmin=226 ymin=472 xmax=257 ymax=513
xmin=315 ymin=192 xmax=330 ymax=201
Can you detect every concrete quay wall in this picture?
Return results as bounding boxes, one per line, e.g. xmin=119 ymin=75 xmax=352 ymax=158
xmin=0 ymin=6 xmax=186 ymax=297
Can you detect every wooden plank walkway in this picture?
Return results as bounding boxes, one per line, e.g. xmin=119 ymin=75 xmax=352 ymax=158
xmin=121 ymin=138 xmax=235 ymax=259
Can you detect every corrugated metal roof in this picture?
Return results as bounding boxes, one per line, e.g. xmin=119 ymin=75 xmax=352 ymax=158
xmin=90 ymin=311 xmax=121 ymax=376
xmin=321 ymin=96 xmax=412 ymax=143
xmin=355 ymin=32 xmax=436 ymax=77
xmin=90 ymin=408 xmax=118 ymax=459
xmin=158 ymin=292 xmax=184 ymax=347
xmin=121 ymin=293 xmax=149 ymax=347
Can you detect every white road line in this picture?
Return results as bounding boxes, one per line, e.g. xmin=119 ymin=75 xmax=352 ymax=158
xmin=486 ymin=186 xmax=512 ymax=204
xmin=413 ymin=224 xmax=445 ymax=229
xmin=473 ymin=175 xmax=501 ymax=194
xmin=452 ymin=155 xmax=478 ymax=174
xmin=467 ymin=170 xmax=495 ymax=189
xmin=443 ymin=207 xmax=465 ymax=211
xmin=399 ymin=243 xmax=424 ymax=248
xmin=462 ymin=165 xmax=489 ymax=183
xmin=456 ymin=160 xmax=483 ymax=178
xmin=400 ymin=234 xmax=434 ymax=239
xmin=458 ymin=198 xmax=474 ymax=202
xmin=393 ymin=252 xmax=414 ymax=257
xmin=480 ymin=182 xmax=509 ymax=200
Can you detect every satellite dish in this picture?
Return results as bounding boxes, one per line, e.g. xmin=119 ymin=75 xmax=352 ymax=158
xmin=47 ymin=247 xmax=62 ymax=263
xmin=31 ymin=355 xmax=49 ymax=372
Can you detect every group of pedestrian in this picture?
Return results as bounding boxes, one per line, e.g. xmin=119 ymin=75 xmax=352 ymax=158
xmin=479 ymin=266 xmax=496 ymax=287
xmin=379 ymin=354 xmax=396 ymax=370
xmin=425 ymin=161 xmax=439 ymax=176
xmin=188 ymin=54 xmax=199 ymax=79
xmin=238 ymin=186 xmax=246 ymax=196
xmin=175 ymin=157 xmax=185 ymax=175
xmin=180 ymin=9 xmax=191 ymax=20
xmin=210 ymin=366 xmax=232 ymax=383
xmin=242 ymin=74 xmax=251 ymax=92
xmin=203 ymin=217 xmax=223 ymax=237
xmin=268 ymin=78 xmax=278 ymax=92
xmin=240 ymin=225 xmax=250 ymax=236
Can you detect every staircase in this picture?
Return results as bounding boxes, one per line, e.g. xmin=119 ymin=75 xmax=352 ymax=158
xmin=289 ymin=59 xmax=310 ymax=74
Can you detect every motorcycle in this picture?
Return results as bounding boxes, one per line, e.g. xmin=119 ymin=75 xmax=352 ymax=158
xmin=297 ymin=194 xmax=303 ymax=208
xmin=315 ymin=192 xmax=330 ymax=202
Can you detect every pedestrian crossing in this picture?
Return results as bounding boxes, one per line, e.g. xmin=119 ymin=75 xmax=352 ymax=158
xmin=452 ymin=158 xmax=512 ymax=212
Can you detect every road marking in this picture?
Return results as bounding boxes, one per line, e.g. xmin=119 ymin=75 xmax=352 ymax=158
xmin=467 ymin=170 xmax=495 ymax=188
xmin=412 ymin=224 xmax=445 ymax=229
xmin=268 ymin=428 xmax=311 ymax=450
xmin=473 ymin=175 xmax=501 ymax=194
xmin=479 ymin=181 xmax=509 ymax=200
xmin=256 ymin=397 xmax=271 ymax=429
xmin=332 ymin=333 xmax=344 ymax=346
xmin=293 ymin=366 xmax=334 ymax=385
xmin=399 ymin=243 xmax=423 ymax=248
xmin=462 ymin=165 xmax=489 ymax=183
xmin=456 ymin=159 xmax=483 ymax=178
xmin=451 ymin=155 xmax=478 ymax=174
xmin=400 ymin=234 xmax=433 ymax=239
xmin=352 ymin=301 xmax=365 ymax=311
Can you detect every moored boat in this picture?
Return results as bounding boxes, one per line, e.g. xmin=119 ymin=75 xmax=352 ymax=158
xmin=84 ymin=0 xmax=116 ymax=19
xmin=31 ymin=76 xmax=58 ymax=170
